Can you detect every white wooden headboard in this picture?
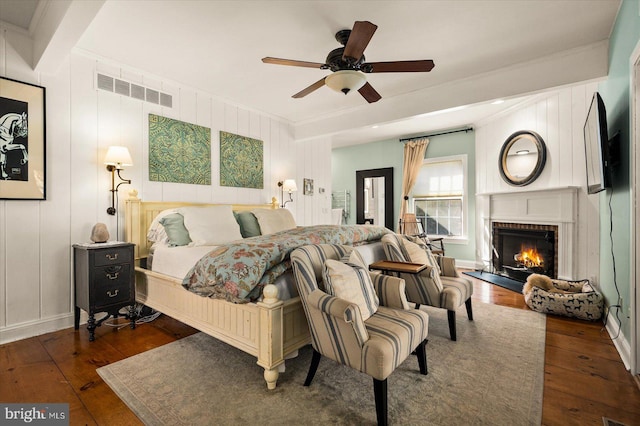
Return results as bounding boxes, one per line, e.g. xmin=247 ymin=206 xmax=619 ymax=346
xmin=124 ymin=190 xmax=279 ymax=261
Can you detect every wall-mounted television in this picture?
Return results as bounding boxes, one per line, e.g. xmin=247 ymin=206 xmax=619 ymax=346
xmin=583 ymin=92 xmax=614 ymax=194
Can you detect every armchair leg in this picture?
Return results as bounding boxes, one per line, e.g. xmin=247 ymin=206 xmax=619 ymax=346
xmin=465 ymin=298 xmax=474 ymax=321
xmin=416 ymin=339 xmax=428 ymax=375
xmin=447 ymin=310 xmax=457 ymax=341
xmin=304 ymin=349 xmax=322 ymax=386
xmin=373 ymin=378 xmax=388 ymax=426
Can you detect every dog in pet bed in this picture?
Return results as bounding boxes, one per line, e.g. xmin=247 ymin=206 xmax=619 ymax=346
xmin=522 ymin=273 xmax=569 ymax=295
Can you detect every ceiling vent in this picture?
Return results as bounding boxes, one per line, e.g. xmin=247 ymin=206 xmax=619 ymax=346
xmin=95 ymin=73 xmax=173 ymax=108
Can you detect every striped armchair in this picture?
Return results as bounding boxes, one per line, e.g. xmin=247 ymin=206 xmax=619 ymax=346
xmin=291 ymin=244 xmax=429 ymax=426
xmin=381 ymin=233 xmax=474 ymax=341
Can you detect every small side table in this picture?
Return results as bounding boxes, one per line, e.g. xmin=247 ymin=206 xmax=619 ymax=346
xmin=369 ymin=260 xmax=427 ymax=275
xmin=73 ymin=242 xmax=136 ymax=341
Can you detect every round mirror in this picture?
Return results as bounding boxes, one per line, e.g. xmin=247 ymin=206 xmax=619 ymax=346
xmin=499 ymin=130 xmax=547 ymax=186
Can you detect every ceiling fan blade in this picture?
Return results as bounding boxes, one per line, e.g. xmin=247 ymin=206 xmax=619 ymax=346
xmin=366 ymin=60 xmax=435 ymax=73
xmin=343 ymin=21 xmax=378 ymax=61
xmin=358 ymin=82 xmax=381 ymax=103
xmin=262 ymin=57 xmax=325 ymax=69
xmin=292 ymin=77 xmax=327 ymax=98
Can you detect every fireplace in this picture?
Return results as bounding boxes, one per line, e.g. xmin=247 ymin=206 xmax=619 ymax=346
xmin=479 ymin=187 xmax=583 ymax=281
xmin=492 ymin=222 xmax=558 ymax=281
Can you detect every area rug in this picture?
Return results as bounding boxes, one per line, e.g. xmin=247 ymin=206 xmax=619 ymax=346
xmin=464 ymin=270 xmax=525 ymax=293
xmin=97 ymin=302 xmax=546 ymax=425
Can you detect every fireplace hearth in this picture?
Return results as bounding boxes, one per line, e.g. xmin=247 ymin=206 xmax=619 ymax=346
xmin=492 ymin=222 xmax=558 ymax=281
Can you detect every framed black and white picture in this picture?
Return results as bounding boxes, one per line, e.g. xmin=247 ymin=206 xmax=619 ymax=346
xmin=0 ymin=77 xmax=46 ymax=200
xmin=303 ymin=178 xmax=314 ymax=195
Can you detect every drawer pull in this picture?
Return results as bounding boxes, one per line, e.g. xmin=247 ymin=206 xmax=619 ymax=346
xmin=106 ymin=272 xmax=120 ymax=280
xmin=107 ymin=289 xmax=119 ymax=298
xmin=105 ymin=253 xmax=119 ymax=261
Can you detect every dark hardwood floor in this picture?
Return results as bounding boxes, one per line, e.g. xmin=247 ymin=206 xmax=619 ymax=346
xmin=1 ymin=276 xmax=639 ymax=425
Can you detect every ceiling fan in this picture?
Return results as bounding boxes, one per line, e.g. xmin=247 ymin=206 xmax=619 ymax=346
xmin=262 ymin=21 xmax=434 ymax=103
xmin=262 ymin=21 xmax=435 ymax=103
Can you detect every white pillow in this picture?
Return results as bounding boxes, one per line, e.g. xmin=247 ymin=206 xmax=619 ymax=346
xmin=402 ymin=239 xmax=430 ymax=264
xmin=178 ymin=205 xmax=242 ymax=246
xmin=403 ymin=237 xmax=441 ymax=274
xmin=341 ymin=250 xmax=367 ymax=269
xmin=147 ymin=208 xmax=178 ymax=244
xmin=322 ymin=259 xmax=379 ymax=321
xmin=251 ymin=208 xmax=296 ymax=235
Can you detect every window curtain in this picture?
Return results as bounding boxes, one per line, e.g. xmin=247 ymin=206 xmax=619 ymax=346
xmin=399 ymin=138 xmax=429 ymax=231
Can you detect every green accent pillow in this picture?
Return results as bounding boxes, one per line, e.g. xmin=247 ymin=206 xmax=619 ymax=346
xmin=234 ymin=211 xmax=261 ymax=238
xmin=159 ymin=213 xmax=192 ymax=246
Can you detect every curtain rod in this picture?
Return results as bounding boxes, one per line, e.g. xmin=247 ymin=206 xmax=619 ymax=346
xmin=399 ymin=127 xmax=474 ymax=142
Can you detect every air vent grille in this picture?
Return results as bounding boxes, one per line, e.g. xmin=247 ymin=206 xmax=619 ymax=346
xmin=160 ymin=92 xmax=172 ymax=108
xmin=146 ymin=88 xmax=159 ymax=104
xmin=95 ymin=73 xmax=173 ymax=108
xmin=131 ymin=84 xmax=145 ymax=101
xmin=114 ymin=79 xmax=130 ymax=96
xmin=97 ymin=74 xmax=114 ymax=91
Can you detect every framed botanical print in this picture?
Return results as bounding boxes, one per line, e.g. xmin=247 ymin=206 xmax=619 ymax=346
xmin=0 ymin=77 xmax=46 ymax=200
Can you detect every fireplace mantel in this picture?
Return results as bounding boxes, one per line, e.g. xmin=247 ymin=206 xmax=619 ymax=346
xmin=487 ymin=187 xmax=579 ymax=225
xmin=478 ymin=186 xmax=580 ymax=279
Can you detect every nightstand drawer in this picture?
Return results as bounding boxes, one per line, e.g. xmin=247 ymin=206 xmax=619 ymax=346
xmin=94 ymin=247 xmax=131 ymax=266
xmin=94 ymin=264 xmax=131 ymax=288
xmin=93 ymin=283 xmax=131 ymax=307
xmin=94 ymin=267 xmax=131 ymax=307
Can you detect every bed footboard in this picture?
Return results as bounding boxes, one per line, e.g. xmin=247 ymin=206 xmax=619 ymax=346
xmin=135 ymin=267 xmax=310 ymax=389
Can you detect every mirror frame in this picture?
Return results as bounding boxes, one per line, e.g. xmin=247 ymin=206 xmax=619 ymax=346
xmin=356 ymin=167 xmax=394 ymax=230
xmin=498 ymin=130 xmax=547 ymax=186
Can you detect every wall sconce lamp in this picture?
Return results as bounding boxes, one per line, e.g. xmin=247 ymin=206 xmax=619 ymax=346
xmin=278 ymin=179 xmax=297 ymax=208
xmin=104 ymin=146 xmax=133 ymax=215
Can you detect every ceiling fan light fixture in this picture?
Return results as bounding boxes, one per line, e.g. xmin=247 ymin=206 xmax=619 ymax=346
xmin=325 ymin=70 xmax=366 ymax=95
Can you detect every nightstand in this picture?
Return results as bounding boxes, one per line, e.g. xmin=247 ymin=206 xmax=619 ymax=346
xmin=73 ymin=242 xmax=136 ymax=341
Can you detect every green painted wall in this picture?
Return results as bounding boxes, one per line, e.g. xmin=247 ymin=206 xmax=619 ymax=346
xmin=596 ymin=0 xmax=640 ymax=340
xmin=332 ymin=130 xmax=476 ymax=263
xmin=331 ymin=139 xmax=404 ymax=228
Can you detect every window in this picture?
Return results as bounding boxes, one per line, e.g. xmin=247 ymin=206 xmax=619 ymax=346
xmin=410 ymin=155 xmax=467 ymax=239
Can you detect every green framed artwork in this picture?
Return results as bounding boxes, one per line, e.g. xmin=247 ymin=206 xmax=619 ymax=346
xmin=148 ymin=114 xmax=211 ymax=185
xmin=219 ymin=131 xmax=263 ymax=189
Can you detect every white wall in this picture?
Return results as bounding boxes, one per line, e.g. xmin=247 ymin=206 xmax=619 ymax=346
xmin=0 ymin=27 xmax=331 ymax=344
xmin=475 ymin=82 xmax=601 ymax=283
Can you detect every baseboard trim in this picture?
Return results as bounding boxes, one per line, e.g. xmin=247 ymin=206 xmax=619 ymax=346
xmin=455 ymin=259 xmax=476 ymax=270
xmin=0 ymin=313 xmax=75 ymax=345
xmin=605 ymin=308 xmax=632 ymax=371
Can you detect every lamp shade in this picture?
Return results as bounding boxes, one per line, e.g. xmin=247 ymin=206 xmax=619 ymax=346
xmin=283 ymin=179 xmax=297 ymax=192
xmin=104 ymin=146 xmax=133 ymax=168
xmin=325 ymin=70 xmax=367 ymax=95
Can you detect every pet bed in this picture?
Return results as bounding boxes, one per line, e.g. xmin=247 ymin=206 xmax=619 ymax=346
xmin=523 ymin=278 xmax=603 ymax=320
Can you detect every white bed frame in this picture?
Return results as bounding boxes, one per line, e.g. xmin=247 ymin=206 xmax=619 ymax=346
xmin=124 ymin=191 xmax=311 ymax=389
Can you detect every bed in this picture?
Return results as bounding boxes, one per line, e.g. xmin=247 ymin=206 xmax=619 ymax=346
xmin=124 ymin=190 xmax=388 ymax=389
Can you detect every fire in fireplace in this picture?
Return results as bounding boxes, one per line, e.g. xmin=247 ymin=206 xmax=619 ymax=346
xmin=492 ymin=222 xmax=558 ymax=281
xmin=514 ymin=246 xmax=544 ymax=270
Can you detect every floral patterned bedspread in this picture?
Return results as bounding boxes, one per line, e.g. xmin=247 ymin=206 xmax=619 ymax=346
xmin=182 ymin=225 xmax=390 ymax=303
